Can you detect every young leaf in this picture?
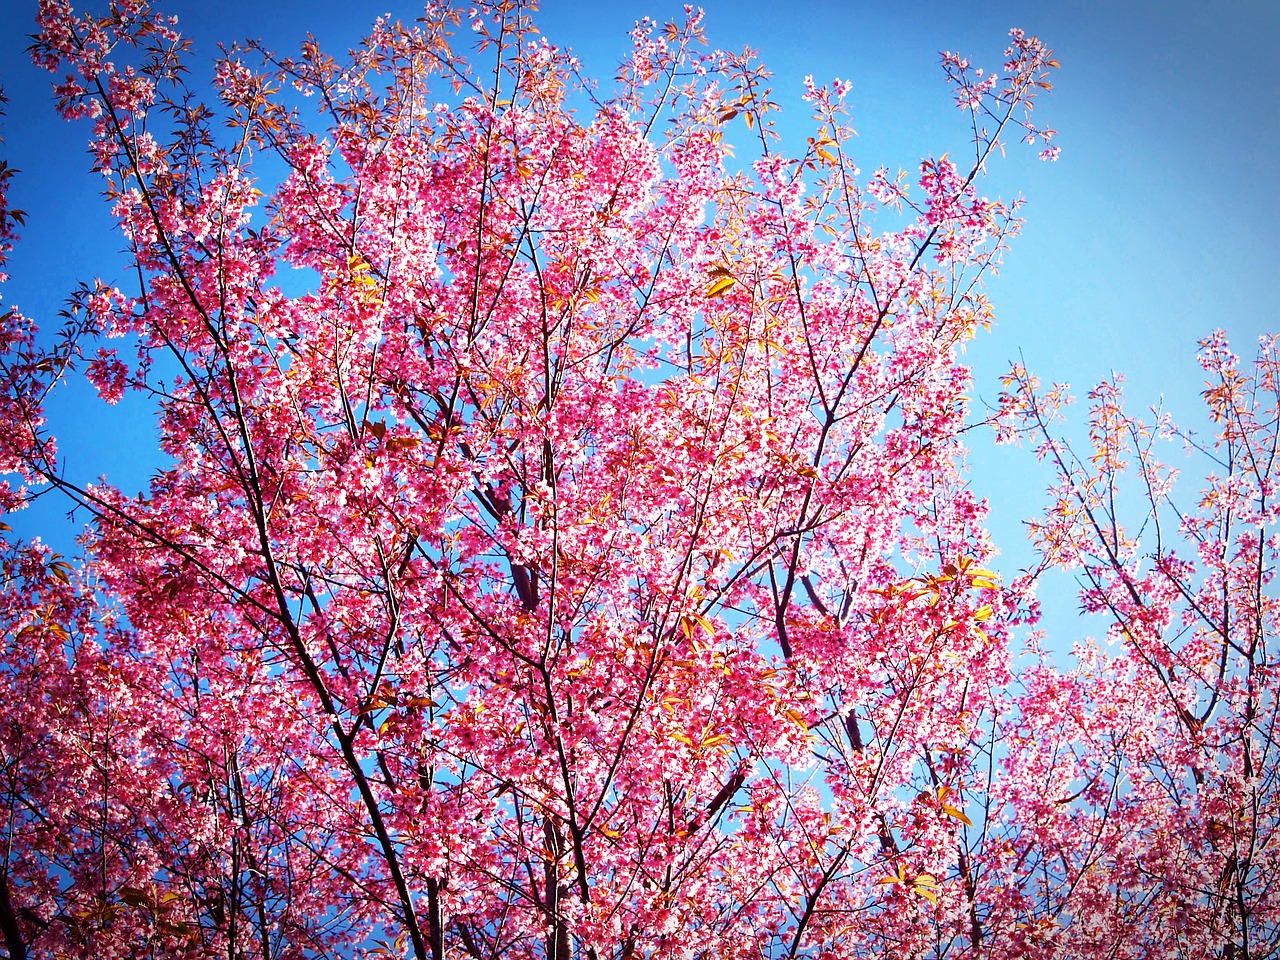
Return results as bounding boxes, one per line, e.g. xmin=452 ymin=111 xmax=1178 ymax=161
xmin=705 ymin=275 xmax=737 ymax=298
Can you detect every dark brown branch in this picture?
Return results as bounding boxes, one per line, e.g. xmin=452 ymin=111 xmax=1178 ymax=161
xmin=0 ymin=871 xmax=28 ymax=960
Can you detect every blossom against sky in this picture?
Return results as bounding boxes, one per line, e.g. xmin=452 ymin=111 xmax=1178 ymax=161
xmin=0 ymin=0 xmax=1276 ymax=593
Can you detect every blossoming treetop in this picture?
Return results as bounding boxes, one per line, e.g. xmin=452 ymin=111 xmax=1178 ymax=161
xmin=0 ymin=2 xmax=1274 ymax=958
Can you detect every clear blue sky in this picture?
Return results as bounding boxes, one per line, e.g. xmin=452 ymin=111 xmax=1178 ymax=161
xmin=1 ymin=0 xmax=1277 ymax=636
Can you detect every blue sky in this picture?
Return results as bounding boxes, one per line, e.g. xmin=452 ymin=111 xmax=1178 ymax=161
xmin=0 ymin=0 xmax=1277 ymax=636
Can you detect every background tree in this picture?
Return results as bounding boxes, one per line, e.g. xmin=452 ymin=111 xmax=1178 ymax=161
xmin=992 ymin=337 xmax=1280 ymax=958
xmin=0 ymin=2 xmax=1273 ymax=959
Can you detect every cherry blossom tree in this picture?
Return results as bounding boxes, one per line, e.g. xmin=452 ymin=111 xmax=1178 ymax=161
xmin=992 ymin=336 xmax=1280 ymax=959
xmin=0 ymin=2 xmax=1273 ymax=959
